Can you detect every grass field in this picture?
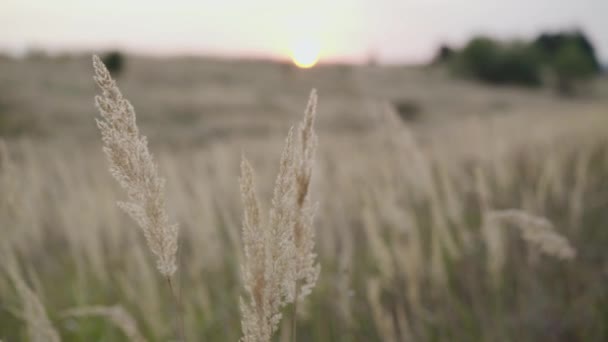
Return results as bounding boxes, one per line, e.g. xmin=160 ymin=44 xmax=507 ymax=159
xmin=1 ymin=55 xmax=608 ymax=341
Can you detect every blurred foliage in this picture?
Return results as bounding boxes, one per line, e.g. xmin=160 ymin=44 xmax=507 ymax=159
xmin=534 ymin=32 xmax=601 ymax=73
xmin=553 ymin=42 xmax=597 ymax=95
xmin=438 ymin=30 xmax=600 ymax=92
xmin=449 ymin=37 xmax=542 ymax=87
xmin=101 ymin=51 xmax=125 ymax=76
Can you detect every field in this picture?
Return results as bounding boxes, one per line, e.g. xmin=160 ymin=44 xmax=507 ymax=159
xmin=2 ymin=55 xmax=608 ymax=341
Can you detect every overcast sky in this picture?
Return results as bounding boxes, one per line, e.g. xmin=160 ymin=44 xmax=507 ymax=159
xmin=1 ymin=0 xmax=607 ymax=64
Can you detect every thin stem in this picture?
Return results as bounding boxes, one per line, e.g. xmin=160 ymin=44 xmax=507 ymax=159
xmin=291 ymin=282 xmax=299 ymax=342
xmin=166 ymin=276 xmax=186 ymax=342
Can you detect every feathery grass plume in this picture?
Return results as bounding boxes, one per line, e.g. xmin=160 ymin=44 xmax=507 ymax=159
xmin=6 ymin=258 xmax=60 ymax=342
xmin=92 ymin=55 xmax=178 ymax=277
xmin=239 ymin=90 xmax=320 ymax=342
xmin=291 ymin=89 xmax=320 ymax=301
xmin=239 ymin=156 xmax=295 ymax=342
xmin=488 ymin=209 xmax=576 ymax=260
xmin=63 ymin=305 xmax=147 ymax=342
xmin=238 ymin=158 xmax=266 ymax=341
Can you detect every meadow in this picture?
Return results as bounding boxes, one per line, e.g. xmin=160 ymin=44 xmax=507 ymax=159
xmin=1 ymin=54 xmax=608 ymax=341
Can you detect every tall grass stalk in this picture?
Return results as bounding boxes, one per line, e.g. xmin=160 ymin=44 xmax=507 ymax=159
xmin=92 ymin=55 xmax=185 ymax=341
xmin=239 ymin=90 xmax=320 ymax=342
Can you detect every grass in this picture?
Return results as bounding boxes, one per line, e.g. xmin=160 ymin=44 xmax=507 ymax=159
xmin=1 ymin=55 xmax=608 ymax=341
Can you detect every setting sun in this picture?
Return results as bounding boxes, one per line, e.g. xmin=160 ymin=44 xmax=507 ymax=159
xmin=289 ymin=39 xmax=321 ymax=68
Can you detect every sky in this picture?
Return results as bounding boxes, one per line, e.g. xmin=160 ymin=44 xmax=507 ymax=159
xmin=1 ymin=0 xmax=607 ymax=64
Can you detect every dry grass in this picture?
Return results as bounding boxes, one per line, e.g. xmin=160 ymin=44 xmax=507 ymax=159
xmin=487 ymin=209 xmax=576 ymax=260
xmin=62 ymin=305 xmax=146 ymax=342
xmin=239 ymin=89 xmax=319 ymax=342
xmin=93 ymin=55 xmax=178 ymax=278
xmin=1 ymin=55 xmax=608 ymax=341
xmin=5 ymin=253 xmax=60 ymax=342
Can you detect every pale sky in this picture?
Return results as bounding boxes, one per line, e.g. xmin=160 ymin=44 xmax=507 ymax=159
xmin=1 ymin=0 xmax=607 ymax=64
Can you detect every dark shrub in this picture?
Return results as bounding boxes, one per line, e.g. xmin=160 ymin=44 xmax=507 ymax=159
xmin=393 ymin=100 xmax=422 ymax=122
xmin=433 ymin=44 xmax=455 ymax=64
xmin=497 ymin=45 xmax=542 ymax=86
xmin=457 ymin=37 xmax=501 ymax=81
xmin=102 ymin=51 xmax=125 ymax=76
xmin=454 ymin=38 xmax=541 ymax=87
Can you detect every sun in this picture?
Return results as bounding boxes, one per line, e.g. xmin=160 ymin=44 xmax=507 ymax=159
xmin=290 ymin=40 xmax=321 ymax=69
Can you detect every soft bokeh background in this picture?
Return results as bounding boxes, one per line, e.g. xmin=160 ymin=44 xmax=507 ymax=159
xmin=1 ymin=1 xmax=608 ymax=341
xmin=2 ymin=0 xmax=608 ymax=63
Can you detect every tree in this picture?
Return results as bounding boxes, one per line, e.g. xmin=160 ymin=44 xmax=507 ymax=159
xmin=455 ymin=37 xmax=541 ymax=86
xmin=553 ymin=42 xmax=596 ymax=95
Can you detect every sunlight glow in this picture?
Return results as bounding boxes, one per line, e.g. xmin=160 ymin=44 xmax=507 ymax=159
xmin=290 ymin=39 xmax=321 ymax=68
